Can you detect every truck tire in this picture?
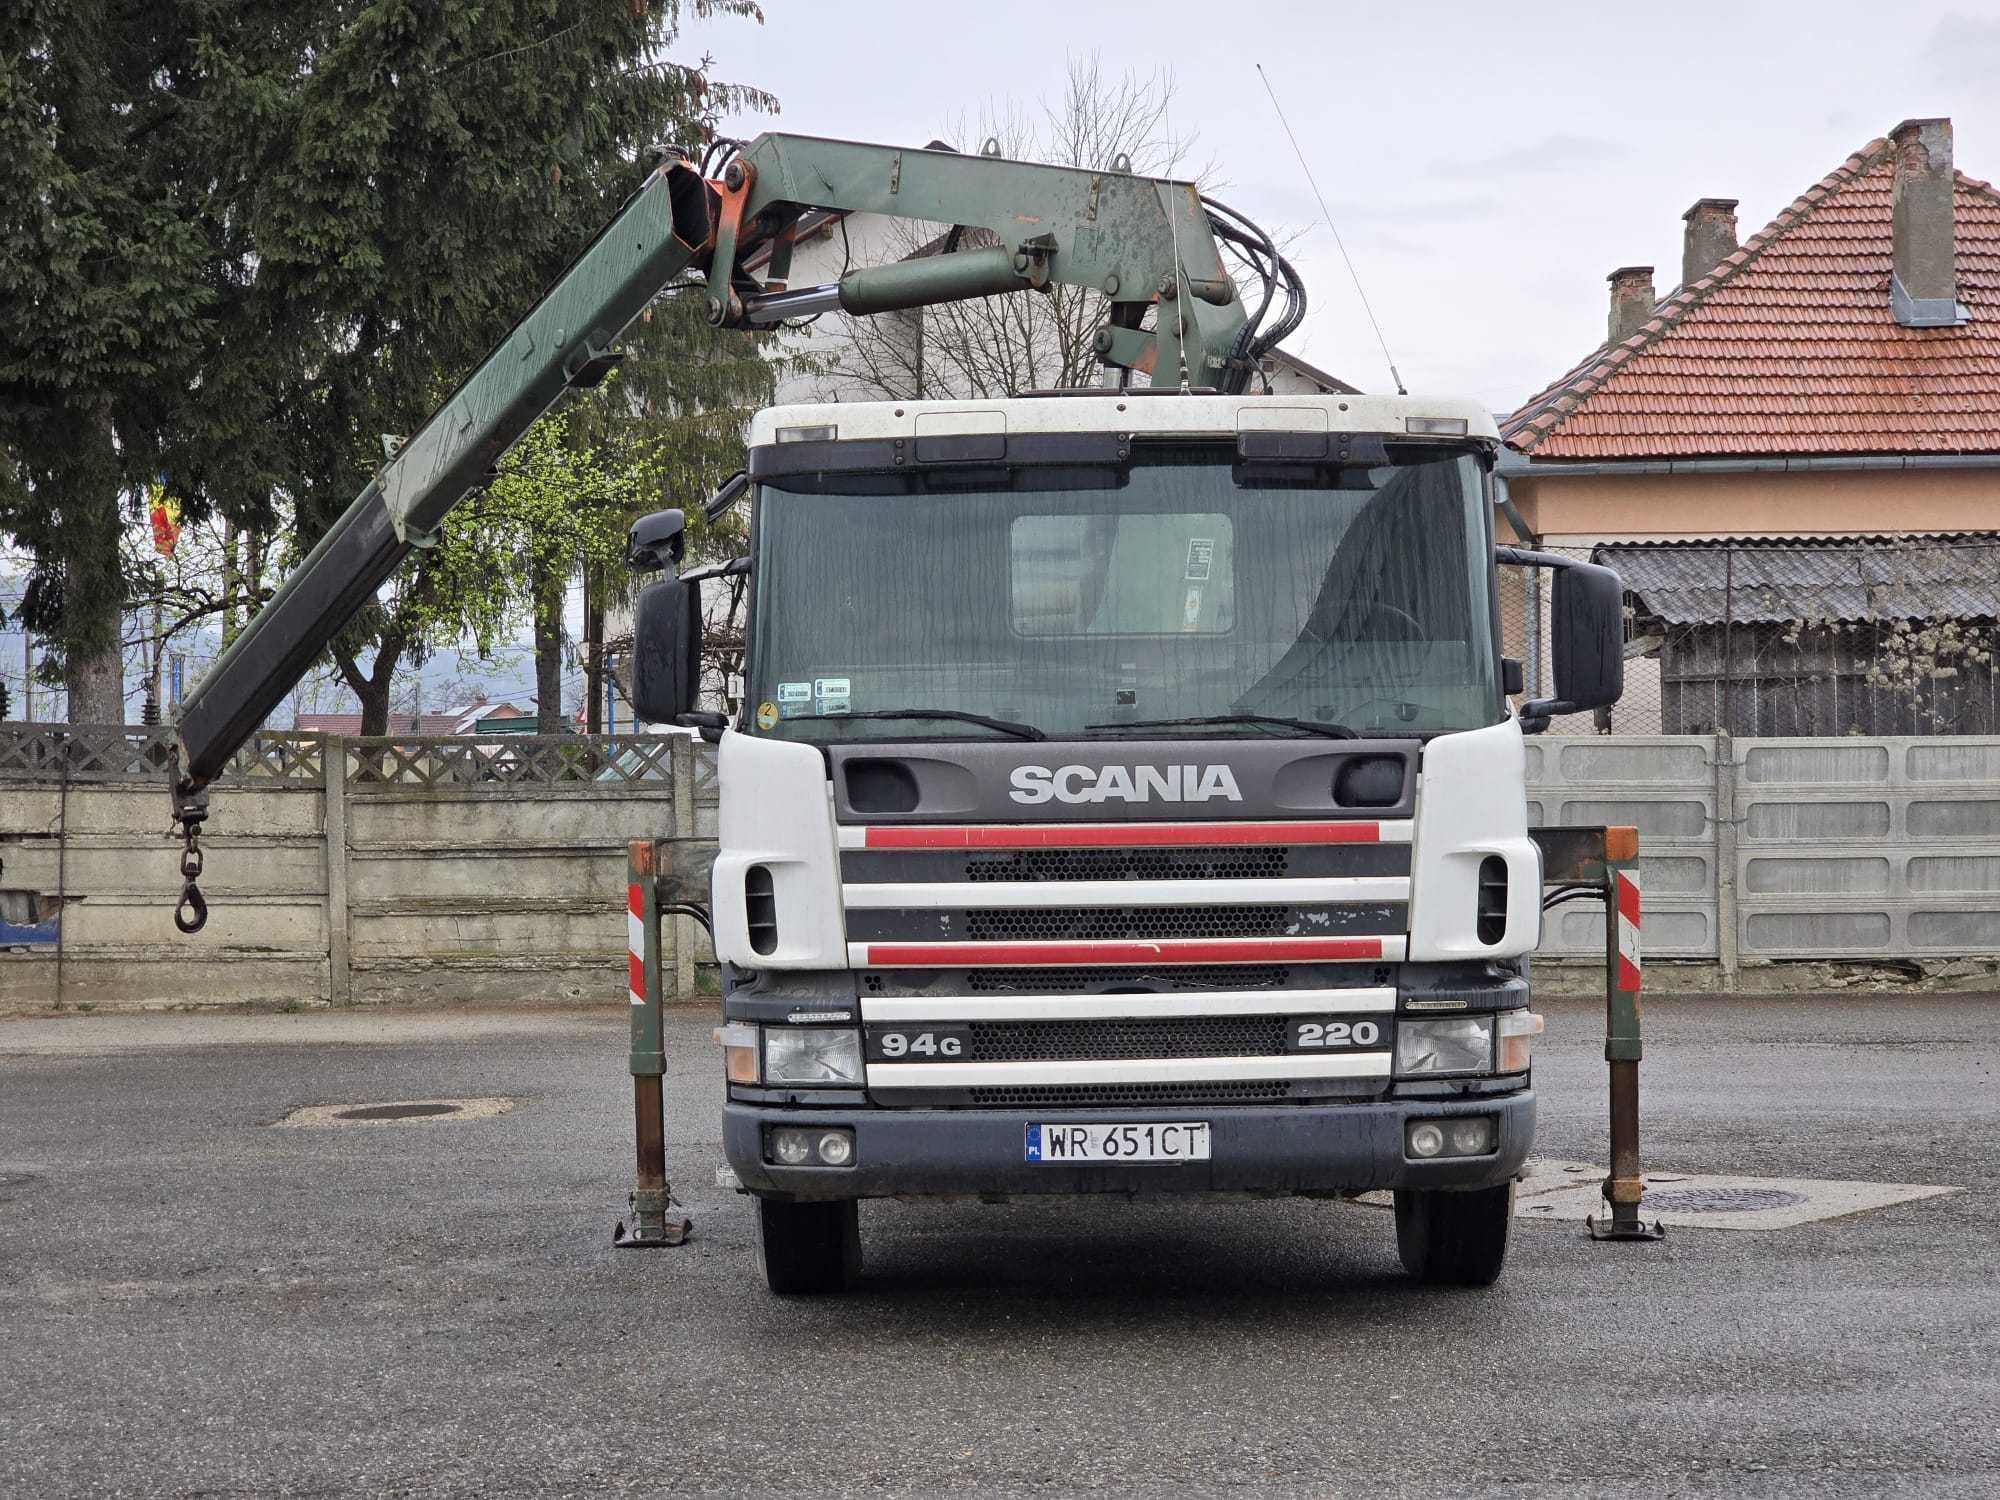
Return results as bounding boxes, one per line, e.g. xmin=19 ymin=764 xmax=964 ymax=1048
xmin=1393 ymin=1182 xmax=1514 ymax=1286
xmin=756 ymin=1197 xmax=862 ymax=1295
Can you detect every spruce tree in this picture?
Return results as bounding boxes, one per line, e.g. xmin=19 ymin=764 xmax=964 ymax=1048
xmin=0 ymin=0 xmax=769 ymax=729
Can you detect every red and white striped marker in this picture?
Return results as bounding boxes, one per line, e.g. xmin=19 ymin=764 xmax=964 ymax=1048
xmin=1614 ymin=868 xmax=1642 ymax=992
xmin=628 ymin=881 xmax=648 ymax=1007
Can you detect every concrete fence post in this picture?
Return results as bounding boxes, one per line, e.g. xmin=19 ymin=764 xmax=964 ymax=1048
xmin=1712 ymin=731 xmax=1740 ymax=989
xmin=323 ymin=735 xmax=352 ymax=1005
xmin=670 ymin=734 xmax=697 ymax=1001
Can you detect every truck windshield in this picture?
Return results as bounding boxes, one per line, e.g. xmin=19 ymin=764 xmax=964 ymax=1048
xmin=745 ymin=441 xmax=1499 ymax=741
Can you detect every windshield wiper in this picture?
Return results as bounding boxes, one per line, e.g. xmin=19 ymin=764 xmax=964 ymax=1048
xmin=834 ymin=709 xmax=1046 ymax=741
xmin=1082 ymin=713 xmax=1356 ymax=740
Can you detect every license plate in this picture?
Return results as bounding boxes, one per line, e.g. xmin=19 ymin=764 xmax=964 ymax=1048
xmin=1025 ymin=1121 xmax=1211 ymax=1163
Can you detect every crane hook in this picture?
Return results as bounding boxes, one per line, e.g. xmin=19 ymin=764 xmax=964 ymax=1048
xmin=174 ymin=818 xmax=208 ymax=933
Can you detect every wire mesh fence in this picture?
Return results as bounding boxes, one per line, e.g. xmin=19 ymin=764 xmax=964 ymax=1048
xmin=1499 ymin=535 xmax=2000 ymax=737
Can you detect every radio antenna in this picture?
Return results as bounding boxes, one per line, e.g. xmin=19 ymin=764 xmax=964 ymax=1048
xmin=1254 ymin=62 xmax=1407 ymax=395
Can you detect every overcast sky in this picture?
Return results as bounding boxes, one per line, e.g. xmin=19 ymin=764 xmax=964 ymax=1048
xmin=684 ymin=0 xmax=2000 ymax=411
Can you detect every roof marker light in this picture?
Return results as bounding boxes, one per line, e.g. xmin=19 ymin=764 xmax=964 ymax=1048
xmin=776 ymin=424 xmax=837 ymax=443
xmin=1406 ymin=416 xmax=1470 ymax=435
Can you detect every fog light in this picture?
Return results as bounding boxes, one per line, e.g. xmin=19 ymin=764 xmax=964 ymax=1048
xmin=1407 ymin=1122 xmax=1446 ymax=1158
xmin=1450 ymin=1117 xmax=1495 ymax=1156
xmin=817 ymin=1129 xmax=855 ymax=1167
xmin=770 ymin=1128 xmax=814 ymax=1166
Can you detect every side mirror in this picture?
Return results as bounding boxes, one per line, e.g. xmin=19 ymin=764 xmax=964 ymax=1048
xmin=702 ymin=470 xmax=749 ymax=522
xmin=631 ymin=575 xmax=702 ymax=725
xmin=1494 ymin=547 xmax=1625 ymax=731
xmin=627 ymin=508 xmax=686 ymax=573
xmin=1543 ymin=560 xmax=1624 ymax=716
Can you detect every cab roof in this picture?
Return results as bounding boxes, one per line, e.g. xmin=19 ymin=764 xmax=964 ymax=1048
xmin=748 ymin=393 xmax=1499 ymax=448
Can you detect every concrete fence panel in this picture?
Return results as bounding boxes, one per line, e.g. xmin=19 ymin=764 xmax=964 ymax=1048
xmin=1735 ymin=737 xmax=2000 ymax=960
xmin=1525 ymin=736 xmax=1721 ymax=959
xmin=0 ymin=728 xmax=712 ymax=1013
xmin=6 ymin=725 xmax=1997 ymax=1012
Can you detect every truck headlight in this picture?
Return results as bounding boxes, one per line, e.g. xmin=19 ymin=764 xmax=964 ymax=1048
xmin=1395 ymin=1016 xmax=1494 ymax=1076
xmin=764 ymin=1027 xmax=864 ymax=1086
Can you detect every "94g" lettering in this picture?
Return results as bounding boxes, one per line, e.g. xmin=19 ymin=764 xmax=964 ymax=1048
xmin=869 ymin=1027 xmax=968 ymax=1061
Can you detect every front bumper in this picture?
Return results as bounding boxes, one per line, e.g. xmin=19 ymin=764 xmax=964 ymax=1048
xmin=724 ymin=1090 xmax=1534 ymax=1200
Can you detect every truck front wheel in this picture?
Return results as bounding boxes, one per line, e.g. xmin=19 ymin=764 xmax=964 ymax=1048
xmin=756 ymin=1197 xmax=862 ymax=1295
xmin=1393 ymin=1183 xmax=1514 ymax=1286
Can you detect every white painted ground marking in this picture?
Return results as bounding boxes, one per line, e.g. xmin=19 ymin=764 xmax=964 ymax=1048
xmin=1356 ymin=1158 xmax=1959 ymax=1230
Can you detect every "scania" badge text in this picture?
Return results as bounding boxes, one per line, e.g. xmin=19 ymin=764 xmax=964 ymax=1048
xmin=1008 ymin=764 xmax=1244 ymax=805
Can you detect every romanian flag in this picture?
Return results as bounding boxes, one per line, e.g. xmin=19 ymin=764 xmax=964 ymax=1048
xmin=148 ymin=482 xmax=182 ymax=557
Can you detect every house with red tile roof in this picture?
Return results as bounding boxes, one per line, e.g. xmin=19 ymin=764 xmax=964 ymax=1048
xmin=1499 ymin=118 xmax=2000 ymax=735
xmin=296 ymin=698 xmax=534 ymax=737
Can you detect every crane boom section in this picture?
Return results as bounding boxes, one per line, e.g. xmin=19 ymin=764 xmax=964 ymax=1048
xmin=174 ymin=160 xmax=713 ymax=794
xmin=720 ymin=134 xmax=1246 ymax=384
xmin=172 ymin=133 xmax=1251 ymax=824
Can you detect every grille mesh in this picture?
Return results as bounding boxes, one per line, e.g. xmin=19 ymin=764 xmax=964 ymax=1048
xmin=964 ymin=1015 xmax=1290 ymax=1062
xmin=964 ymin=904 xmax=1290 ymax=942
xmin=964 ymin=848 xmax=1289 ymax=883
xmin=968 ymin=1080 xmax=1291 ymax=1108
xmin=964 ymin=964 xmax=1292 ymax=992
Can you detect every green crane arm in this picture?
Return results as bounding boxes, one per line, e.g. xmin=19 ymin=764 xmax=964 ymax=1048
xmin=168 ymin=134 xmax=1253 ymax=900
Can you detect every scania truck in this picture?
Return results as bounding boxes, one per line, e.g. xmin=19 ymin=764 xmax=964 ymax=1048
xmin=166 ymin=132 xmax=1624 ymax=1296
xmin=630 ymin=389 xmax=1623 ymax=1292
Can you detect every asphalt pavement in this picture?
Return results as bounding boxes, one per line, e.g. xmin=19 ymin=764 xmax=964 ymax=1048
xmin=2 ymin=992 xmax=1996 ymax=1498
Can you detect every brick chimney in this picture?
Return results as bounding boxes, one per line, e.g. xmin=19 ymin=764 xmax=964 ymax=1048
xmin=1607 ymin=266 xmax=1656 ymax=344
xmin=1682 ymin=198 xmax=1739 ymax=285
xmin=1889 ymin=116 xmax=1969 ymax=327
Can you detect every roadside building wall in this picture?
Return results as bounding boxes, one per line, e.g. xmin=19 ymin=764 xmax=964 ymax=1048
xmin=1506 ymin=467 xmax=2000 ymax=548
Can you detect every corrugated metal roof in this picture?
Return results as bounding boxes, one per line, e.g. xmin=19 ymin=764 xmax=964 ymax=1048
xmin=1594 ymin=534 xmax=2000 ymax=623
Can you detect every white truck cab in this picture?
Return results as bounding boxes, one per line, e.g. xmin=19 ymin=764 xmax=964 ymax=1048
xmin=640 ymin=392 xmax=1616 ymax=1291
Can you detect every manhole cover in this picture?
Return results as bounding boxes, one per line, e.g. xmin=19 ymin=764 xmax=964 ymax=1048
xmin=333 ymin=1102 xmax=464 ymax=1122
xmin=1643 ymin=1186 xmax=1808 ymax=1213
xmin=275 ymin=1097 xmax=513 ymax=1128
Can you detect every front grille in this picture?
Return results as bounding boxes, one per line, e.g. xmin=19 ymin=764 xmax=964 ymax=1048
xmin=964 ymin=848 xmax=1290 ymax=882
xmin=964 ymin=904 xmax=1290 ymax=942
xmin=963 ymin=1015 xmax=1290 ymax=1062
xmin=969 ymin=1080 xmax=1292 ymax=1108
xmin=963 ymin=964 xmax=1293 ymax=992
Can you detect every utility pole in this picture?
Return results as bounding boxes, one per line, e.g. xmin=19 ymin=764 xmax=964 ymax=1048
xmin=144 ymin=599 xmax=165 ymax=726
xmin=21 ymin=628 xmax=31 ymax=721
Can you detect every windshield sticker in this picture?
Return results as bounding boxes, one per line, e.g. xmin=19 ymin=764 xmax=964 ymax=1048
xmin=815 ymin=676 xmax=852 ymax=716
xmin=776 ymin=681 xmax=811 ymax=706
xmin=1182 ymin=586 xmax=1204 ymax=631
xmin=755 ymin=700 xmax=779 ymax=731
xmin=1185 ymin=538 xmax=1214 ymax=581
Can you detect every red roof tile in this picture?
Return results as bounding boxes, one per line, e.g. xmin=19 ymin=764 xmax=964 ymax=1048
xmin=1505 ymin=134 xmax=2000 ymax=458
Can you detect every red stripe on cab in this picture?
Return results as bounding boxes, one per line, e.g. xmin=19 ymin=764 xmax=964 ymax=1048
xmin=861 ymin=821 xmax=1385 ymax=850
xmin=863 ymin=936 xmax=1387 ymax=967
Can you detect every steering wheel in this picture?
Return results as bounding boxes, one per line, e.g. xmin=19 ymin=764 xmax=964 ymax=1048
xmin=1354 ymin=600 xmax=1426 ymax=641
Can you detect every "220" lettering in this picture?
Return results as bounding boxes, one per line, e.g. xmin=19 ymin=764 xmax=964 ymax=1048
xmin=1291 ymin=1019 xmax=1383 ymax=1049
